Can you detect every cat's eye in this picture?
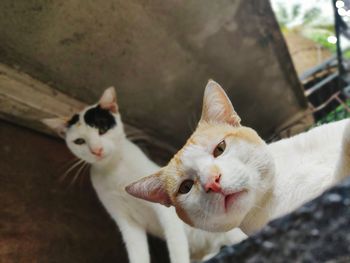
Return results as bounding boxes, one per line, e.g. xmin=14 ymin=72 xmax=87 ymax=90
xmin=74 ymin=138 xmax=85 ymax=145
xmin=213 ymin=140 xmax=226 ymax=158
xmin=99 ymin=127 xmax=108 ymax=135
xmin=178 ymin=179 xmax=194 ymax=194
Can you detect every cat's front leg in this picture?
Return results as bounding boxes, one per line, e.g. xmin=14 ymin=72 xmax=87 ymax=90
xmin=156 ymin=206 xmax=190 ymax=263
xmin=116 ymin=217 xmax=150 ymax=263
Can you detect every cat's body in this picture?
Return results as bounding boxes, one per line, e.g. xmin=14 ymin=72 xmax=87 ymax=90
xmin=126 ymin=80 xmax=350 ymax=235
xmin=269 ymin=119 xmax=346 ymax=213
xmin=241 ymin=119 xmax=348 ymax=233
xmin=90 ymin=134 xmax=178 ymax=262
xmin=43 ymin=87 xmax=246 ymax=263
xmin=89 ymin=125 xmax=163 ymax=238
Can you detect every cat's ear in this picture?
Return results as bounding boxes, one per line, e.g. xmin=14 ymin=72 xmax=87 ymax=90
xmin=41 ymin=118 xmax=68 ymax=138
xmin=99 ymin=87 xmax=118 ymax=113
xmin=200 ymin=80 xmax=241 ymax=126
xmin=125 ymin=172 xmax=172 ymax=207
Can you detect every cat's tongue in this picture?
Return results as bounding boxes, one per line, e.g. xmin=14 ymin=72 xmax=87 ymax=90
xmin=224 ymin=190 xmax=246 ymax=212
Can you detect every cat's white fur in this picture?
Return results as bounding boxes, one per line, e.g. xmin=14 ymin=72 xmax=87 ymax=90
xmin=241 ymin=118 xmax=348 ymax=234
xmin=43 ymin=87 xmax=246 ymax=263
xmin=126 ymin=80 xmax=350 ymax=235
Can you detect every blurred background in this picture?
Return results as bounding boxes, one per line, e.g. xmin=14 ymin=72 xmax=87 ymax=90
xmin=0 ymin=0 xmax=349 ymax=262
xmin=271 ymin=0 xmax=350 ymax=130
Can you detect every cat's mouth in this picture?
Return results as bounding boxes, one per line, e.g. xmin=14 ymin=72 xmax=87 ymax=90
xmin=90 ymin=154 xmax=107 ymax=163
xmin=224 ymin=190 xmax=247 ymax=212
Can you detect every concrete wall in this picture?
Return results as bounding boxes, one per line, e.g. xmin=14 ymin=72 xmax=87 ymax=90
xmin=0 ymin=0 xmax=307 ymax=148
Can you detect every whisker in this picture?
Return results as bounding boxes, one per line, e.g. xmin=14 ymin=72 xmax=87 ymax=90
xmin=69 ymin=161 xmax=87 ymax=188
xmin=79 ymin=163 xmax=91 ymax=187
xmin=60 ymin=159 xmax=84 ymax=183
xmin=58 ymin=157 xmax=79 ymax=175
xmin=58 ymin=157 xmax=79 ymax=167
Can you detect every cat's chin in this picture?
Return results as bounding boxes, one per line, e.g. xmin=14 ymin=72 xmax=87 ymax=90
xmin=187 ymin=190 xmax=251 ymax=232
xmin=93 ymin=153 xmax=116 ymax=165
xmin=78 ymin=155 xmax=108 ymax=164
xmin=193 ymin=215 xmax=242 ymax=233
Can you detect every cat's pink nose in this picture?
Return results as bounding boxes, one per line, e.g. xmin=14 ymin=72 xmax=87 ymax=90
xmin=91 ymin=147 xmax=103 ymax=157
xmin=205 ymin=174 xmax=222 ymax=193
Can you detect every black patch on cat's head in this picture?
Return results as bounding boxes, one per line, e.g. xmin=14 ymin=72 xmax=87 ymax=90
xmin=67 ymin=114 xmax=79 ymax=127
xmin=84 ymin=105 xmax=116 ymax=134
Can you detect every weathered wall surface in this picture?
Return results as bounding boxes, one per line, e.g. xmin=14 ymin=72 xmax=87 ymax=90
xmin=0 ymin=0 xmax=307 ymax=148
xmin=0 ymin=121 xmax=169 ymax=263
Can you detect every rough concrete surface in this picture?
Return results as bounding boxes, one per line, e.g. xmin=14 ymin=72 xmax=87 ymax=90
xmin=0 ymin=0 xmax=307 ymax=148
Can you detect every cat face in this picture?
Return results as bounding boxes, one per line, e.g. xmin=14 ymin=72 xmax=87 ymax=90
xmin=43 ymin=87 xmax=125 ymax=164
xmin=126 ymin=80 xmax=275 ymax=232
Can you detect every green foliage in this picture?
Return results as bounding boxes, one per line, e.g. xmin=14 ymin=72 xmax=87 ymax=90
xmin=308 ymin=31 xmax=337 ymax=52
xmin=274 ymin=3 xmax=322 ymax=28
xmin=344 ymin=50 xmax=350 ymax=59
xmin=292 ymin=4 xmax=302 ymax=21
xmin=275 ymin=3 xmax=290 ymax=28
xmin=274 ymin=2 xmax=335 ymax=52
xmin=317 ymin=100 xmax=350 ymax=125
xmin=303 ymin=7 xmax=322 ymax=25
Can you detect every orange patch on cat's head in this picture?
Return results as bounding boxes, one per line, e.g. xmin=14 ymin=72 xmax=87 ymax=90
xmin=225 ymin=126 xmax=264 ymax=145
xmin=168 ymin=147 xmax=190 ymax=177
xmin=172 ymin=153 xmax=183 ymax=167
xmin=179 ymin=121 xmax=264 ymax=152
xmin=162 ymin=172 xmax=179 ymax=203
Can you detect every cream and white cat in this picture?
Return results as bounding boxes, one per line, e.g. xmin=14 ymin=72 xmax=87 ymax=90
xmin=126 ymin=80 xmax=350 ymax=235
xmin=43 ymin=87 xmax=246 ymax=263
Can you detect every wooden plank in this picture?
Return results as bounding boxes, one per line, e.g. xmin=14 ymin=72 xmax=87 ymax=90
xmin=0 ymin=63 xmax=85 ymax=135
xmin=0 ymin=63 xmax=142 ymax=137
xmin=0 ymin=63 xmax=176 ymax=160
